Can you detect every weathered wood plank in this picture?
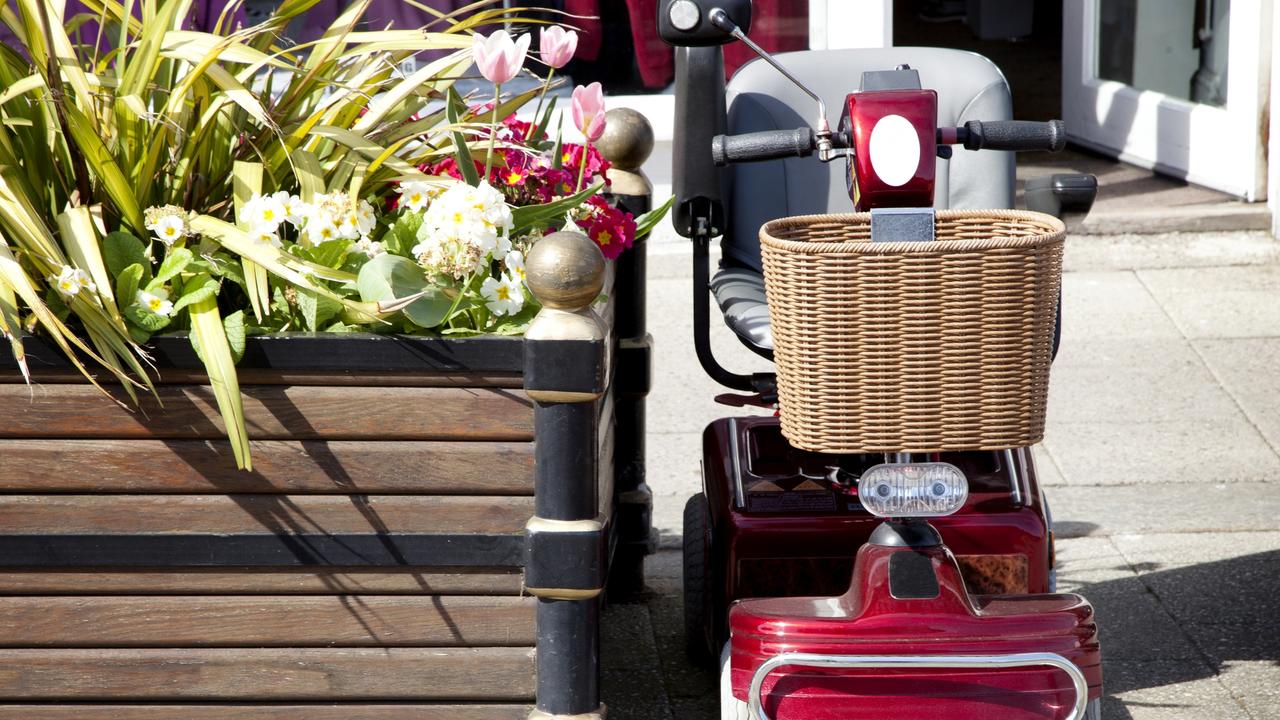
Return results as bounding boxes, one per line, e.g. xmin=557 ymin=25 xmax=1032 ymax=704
xmin=0 ymin=704 xmax=531 ymax=719
xmin=0 ymin=568 xmax=525 ymax=595
xmin=8 ymin=333 xmax=526 ymax=375
xmin=0 ymin=596 xmax=535 ymax=647
xmin=0 ymin=385 xmax=534 ymax=441
xmin=0 ymin=648 xmax=536 ymax=700
xmin=0 ymin=369 xmax=525 ymax=388
xmin=0 ymin=496 xmax=533 ymax=535
xmin=0 ymin=440 xmax=534 ymax=495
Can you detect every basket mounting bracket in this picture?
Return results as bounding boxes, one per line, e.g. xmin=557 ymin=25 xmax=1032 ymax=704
xmin=870 ymin=207 xmax=936 ymax=243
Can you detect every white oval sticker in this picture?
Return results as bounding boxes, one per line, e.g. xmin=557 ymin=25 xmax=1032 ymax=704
xmin=868 ymin=114 xmax=921 ymax=187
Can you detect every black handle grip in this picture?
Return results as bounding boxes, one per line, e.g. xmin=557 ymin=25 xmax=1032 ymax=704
xmin=962 ymin=120 xmax=1066 ymax=152
xmin=711 ymin=128 xmax=816 ymax=166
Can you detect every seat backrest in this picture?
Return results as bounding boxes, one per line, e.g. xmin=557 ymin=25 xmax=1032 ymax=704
xmin=724 ymin=47 xmax=1015 ymax=271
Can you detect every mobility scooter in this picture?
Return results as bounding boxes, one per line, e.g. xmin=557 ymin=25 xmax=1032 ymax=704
xmin=660 ymin=1 xmax=1102 ymax=718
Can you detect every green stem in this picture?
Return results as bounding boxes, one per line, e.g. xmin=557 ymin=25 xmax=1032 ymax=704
xmin=483 ymin=84 xmax=501 ymax=184
xmin=531 ymin=68 xmax=554 ymax=130
xmin=576 ymin=140 xmax=590 ymax=192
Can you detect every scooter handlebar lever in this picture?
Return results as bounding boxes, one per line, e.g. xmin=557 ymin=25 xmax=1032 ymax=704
xmin=957 ymin=119 xmax=1067 ymax=152
xmin=711 ymin=127 xmax=816 ymax=166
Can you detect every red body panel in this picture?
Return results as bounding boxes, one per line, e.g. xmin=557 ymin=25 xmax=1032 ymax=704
xmin=702 ymin=417 xmax=1052 ymax=609
xmin=728 ymin=542 xmax=1102 ymax=719
xmin=841 ymin=89 xmax=938 ymax=210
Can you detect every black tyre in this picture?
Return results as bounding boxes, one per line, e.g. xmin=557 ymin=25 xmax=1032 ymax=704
xmin=683 ymin=492 xmax=716 ymax=663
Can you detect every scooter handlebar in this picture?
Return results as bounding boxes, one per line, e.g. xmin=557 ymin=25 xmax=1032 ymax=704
xmin=959 ymin=119 xmax=1067 ymax=152
xmin=711 ymin=128 xmax=816 ymax=166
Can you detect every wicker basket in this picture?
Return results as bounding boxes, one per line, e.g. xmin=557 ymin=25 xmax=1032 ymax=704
xmin=759 ymin=209 xmax=1066 ymax=454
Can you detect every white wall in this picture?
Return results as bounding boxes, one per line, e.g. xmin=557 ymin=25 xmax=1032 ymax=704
xmin=808 ymin=0 xmax=893 ymax=50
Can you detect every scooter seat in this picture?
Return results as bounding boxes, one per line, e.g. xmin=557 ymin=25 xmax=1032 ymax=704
xmin=711 ymin=265 xmax=773 ymax=358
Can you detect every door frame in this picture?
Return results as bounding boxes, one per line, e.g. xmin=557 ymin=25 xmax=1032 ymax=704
xmin=1062 ymin=0 xmax=1272 ymax=200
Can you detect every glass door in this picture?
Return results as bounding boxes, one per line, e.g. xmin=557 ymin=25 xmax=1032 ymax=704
xmin=1062 ymin=0 xmax=1271 ymax=199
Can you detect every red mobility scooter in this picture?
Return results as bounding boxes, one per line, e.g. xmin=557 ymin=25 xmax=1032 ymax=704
xmin=660 ymin=2 xmax=1102 ymax=718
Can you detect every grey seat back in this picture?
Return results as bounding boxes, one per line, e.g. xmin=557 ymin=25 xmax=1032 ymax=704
xmin=724 ymin=47 xmax=1015 ymax=271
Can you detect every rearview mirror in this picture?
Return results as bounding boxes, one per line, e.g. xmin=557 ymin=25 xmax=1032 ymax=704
xmin=658 ymin=0 xmax=752 ymax=47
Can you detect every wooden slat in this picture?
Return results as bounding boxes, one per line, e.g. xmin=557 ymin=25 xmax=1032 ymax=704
xmin=0 ymin=596 xmax=535 ymax=647
xmin=0 ymin=568 xmax=525 ymax=595
xmin=0 ymin=648 xmax=536 ymax=700
xmin=0 ymin=704 xmax=531 ymax=719
xmin=0 ymin=496 xmax=532 ymax=535
xmin=0 ymin=440 xmax=534 ymax=494
xmin=0 ymin=369 xmax=524 ymax=387
xmin=0 ymin=385 xmax=533 ymax=441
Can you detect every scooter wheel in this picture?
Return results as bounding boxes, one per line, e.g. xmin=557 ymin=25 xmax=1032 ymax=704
xmin=1085 ymin=697 xmax=1102 ymax=719
xmin=683 ymin=492 xmax=717 ymax=663
xmin=719 ymin=642 xmax=751 ymax=720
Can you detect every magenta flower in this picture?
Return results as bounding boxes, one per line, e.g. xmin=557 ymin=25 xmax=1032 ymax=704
xmin=571 ymin=82 xmax=607 ymax=142
xmin=540 ymin=26 xmax=579 ymax=69
xmin=472 ymin=30 xmax=530 ymax=85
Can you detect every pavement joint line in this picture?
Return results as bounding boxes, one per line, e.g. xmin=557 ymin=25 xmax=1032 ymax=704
xmin=1037 ymin=442 xmax=1072 ymax=487
xmin=1131 ymin=270 xmax=1280 ymax=461
xmin=1103 ymin=535 xmax=1262 ymax=719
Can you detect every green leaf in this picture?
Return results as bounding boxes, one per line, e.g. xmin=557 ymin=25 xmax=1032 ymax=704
xmin=148 ymin=247 xmax=194 ymax=291
xmin=512 ymin=182 xmax=604 ymax=235
xmin=223 ymin=310 xmax=246 ymax=365
xmin=103 ymin=231 xmax=150 ymax=283
xmin=123 ymin=304 xmax=172 ymax=333
xmin=187 ymin=295 xmax=252 ymax=470
xmin=42 ymin=287 xmax=70 ymax=322
xmin=309 ymin=239 xmax=350 ymax=269
xmin=115 ymin=263 xmax=144 ymax=308
xmin=172 ymin=273 xmax=220 ymax=313
xmin=296 ymin=287 xmax=342 ymax=331
xmin=445 ymin=86 xmax=480 ymax=187
xmin=387 ymin=211 xmax=422 ymax=257
xmin=634 ymin=195 xmax=675 ymax=240
xmin=356 ymin=253 xmax=451 ymax=329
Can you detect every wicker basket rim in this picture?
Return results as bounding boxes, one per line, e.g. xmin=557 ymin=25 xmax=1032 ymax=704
xmin=760 ymin=209 xmax=1066 ymax=255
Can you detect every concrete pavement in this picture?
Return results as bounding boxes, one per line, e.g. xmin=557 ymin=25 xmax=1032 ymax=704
xmin=601 ymin=228 xmax=1280 ymax=719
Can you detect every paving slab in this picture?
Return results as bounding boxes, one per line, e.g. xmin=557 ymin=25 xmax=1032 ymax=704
xmin=1195 ymin=337 xmax=1280 ymax=451
xmin=1043 ymin=416 xmax=1280 ymax=486
xmin=1100 ymin=660 xmax=1251 ymax=719
xmin=1138 ymin=265 xmax=1280 ymax=339
xmin=1064 ymin=231 xmax=1280 ymax=273
xmin=1048 ymin=484 xmax=1280 ymax=538
xmin=1059 ymin=271 xmax=1183 ymax=340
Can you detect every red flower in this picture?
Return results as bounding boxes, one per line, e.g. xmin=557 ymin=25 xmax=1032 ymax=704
xmin=575 ymin=195 xmax=635 ymax=260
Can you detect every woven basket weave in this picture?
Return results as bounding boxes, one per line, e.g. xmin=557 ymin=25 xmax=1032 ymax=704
xmin=759 ymin=209 xmax=1066 ymax=454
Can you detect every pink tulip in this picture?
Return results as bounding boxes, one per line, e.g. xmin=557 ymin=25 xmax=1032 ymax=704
xmin=472 ymin=30 xmax=530 ymax=85
xmin=571 ymin=82 xmax=607 ymax=142
xmin=539 ymin=26 xmax=578 ymax=69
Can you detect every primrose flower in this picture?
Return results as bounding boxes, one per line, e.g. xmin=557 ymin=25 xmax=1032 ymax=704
xmin=355 ymin=236 xmax=384 ymax=258
xmin=571 ymin=82 xmax=607 ymax=142
xmin=540 ymin=26 xmax=578 ymax=69
xmin=242 ymin=193 xmax=287 ymax=232
xmin=504 ymin=249 xmax=526 ymax=283
xmin=250 ymin=227 xmax=284 ymax=249
xmin=356 ymin=199 xmax=377 ymax=236
xmin=481 ymin=273 xmax=524 ymax=316
xmin=413 ymin=181 xmax=514 ymax=279
xmin=472 ymin=29 xmax=530 ymax=85
xmin=50 ymin=265 xmax=94 ymax=298
xmin=399 ymin=181 xmax=434 ymax=213
xmin=144 ymin=205 xmax=189 ymax=246
xmin=134 ymin=288 xmax=174 ymax=317
xmin=306 ymin=218 xmax=340 ymax=245
xmin=272 ymin=192 xmax=309 ymax=226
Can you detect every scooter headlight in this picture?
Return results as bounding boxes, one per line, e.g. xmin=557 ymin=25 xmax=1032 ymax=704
xmin=857 ymin=462 xmax=968 ymax=518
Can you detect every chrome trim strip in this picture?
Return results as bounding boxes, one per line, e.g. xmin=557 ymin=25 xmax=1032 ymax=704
xmin=1004 ymin=448 xmax=1024 ymax=507
xmin=1018 ymin=446 xmax=1033 ymax=505
xmin=729 ymin=418 xmax=745 ymax=508
xmin=746 ymin=651 xmax=1089 ymax=720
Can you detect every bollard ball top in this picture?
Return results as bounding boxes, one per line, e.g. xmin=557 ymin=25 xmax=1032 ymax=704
xmin=525 ymin=231 xmax=606 ymax=309
xmin=597 ymin=108 xmax=655 ymax=171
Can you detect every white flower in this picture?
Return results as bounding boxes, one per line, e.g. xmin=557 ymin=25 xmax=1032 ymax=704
xmin=355 ymin=236 xmax=384 ymax=258
xmin=241 ymin=193 xmax=287 ymax=232
xmin=356 ymin=199 xmax=377 ymax=236
xmin=306 ymin=218 xmax=340 ymax=245
xmin=337 ymin=211 xmax=361 ymax=240
xmin=134 ymin=288 xmax=174 ymax=317
xmin=50 ymin=266 xmax=94 ymax=298
xmin=413 ymin=181 xmax=514 ymax=279
xmin=144 ymin=205 xmax=189 ymax=245
xmin=150 ymin=215 xmax=186 ymax=246
xmin=504 ymin=249 xmax=526 ymax=283
xmin=274 ymin=192 xmax=309 ymax=226
xmin=481 ymin=273 xmax=524 ymax=316
xmin=250 ymin=227 xmax=284 ymax=249
xmin=398 ymin=181 xmax=433 ymax=213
